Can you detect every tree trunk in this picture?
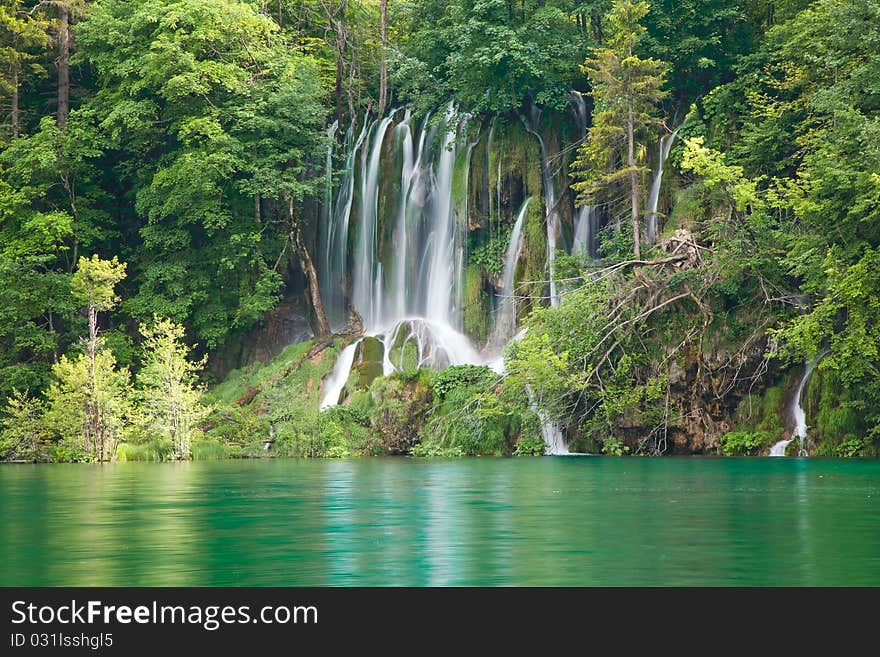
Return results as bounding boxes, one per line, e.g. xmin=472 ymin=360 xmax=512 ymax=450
xmin=57 ymin=4 xmax=70 ymax=129
xmin=288 ymin=199 xmax=331 ymax=336
xmin=627 ymin=99 xmax=641 ymax=259
xmin=378 ymin=0 xmax=388 ymax=117
xmin=11 ymin=67 xmax=19 ymax=138
xmin=87 ymin=303 xmax=99 ymax=458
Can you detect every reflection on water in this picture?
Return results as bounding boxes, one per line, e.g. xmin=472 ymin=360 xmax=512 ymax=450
xmin=2 ymin=458 xmax=880 ymax=586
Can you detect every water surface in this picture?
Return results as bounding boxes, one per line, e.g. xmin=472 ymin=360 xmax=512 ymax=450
xmin=2 ymin=457 xmax=879 ymax=586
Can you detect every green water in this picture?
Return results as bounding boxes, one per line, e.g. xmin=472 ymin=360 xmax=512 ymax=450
xmin=2 ymin=457 xmax=879 ymax=586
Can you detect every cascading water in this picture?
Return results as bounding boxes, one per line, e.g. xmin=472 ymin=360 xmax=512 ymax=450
xmin=541 ymin=415 xmax=569 ymax=455
xmin=572 ymin=205 xmax=596 ymax=256
xmin=569 ymin=91 xmax=598 ymax=258
xmin=522 ymin=104 xmax=562 ymax=308
xmin=319 ymin=340 xmax=361 ymax=410
xmin=354 ymin=115 xmax=395 ymax=329
xmin=645 ymin=128 xmax=680 ymax=246
xmin=321 ymin=116 xmax=369 ymax=327
xmin=770 ymin=360 xmax=816 ymax=456
xmin=319 ymin=106 xmax=491 ymax=408
xmin=489 ymin=197 xmax=532 ymax=351
xmin=318 ymin=105 xmax=580 ymax=456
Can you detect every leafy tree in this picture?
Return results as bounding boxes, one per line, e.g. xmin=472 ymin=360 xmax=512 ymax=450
xmin=134 ymin=318 xmax=210 ymax=459
xmin=44 ymin=348 xmax=131 ymax=460
xmin=0 ymin=0 xmax=51 ymax=139
xmin=0 ymin=389 xmax=48 ymax=461
xmin=395 ymin=0 xmax=593 ymax=113
xmin=572 ymin=0 xmax=667 ymax=258
xmin=77 ymin=0 xmax=330 ymax=346
xmin=67 ymin=254 xmax=128 ymax=460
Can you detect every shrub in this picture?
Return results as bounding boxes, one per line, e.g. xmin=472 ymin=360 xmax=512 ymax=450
xmin=719 ymin=430 xmax=775 ymax=456
xmin=514 ymin=435 xmax=546 ymax=456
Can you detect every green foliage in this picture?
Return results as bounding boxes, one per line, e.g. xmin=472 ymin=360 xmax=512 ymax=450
xmin=431 ymin=365 xmax=496 ymax=398
xmin=72 ymin=255 xmax=127 ymax=316
xmin=76 ymin=0 xmax=328 ymax=348
xmin=134 ymin=318 xmax=210 ymax=459
xmin=719 ymin=431 xmax=775 ymax=456
xmin=470 ymin=229 xmax=509 ymax=276
xmin=572 ymin=0 xmax=668 ymax=254
xmin=116 ymin=439 xmax=174 ymax=462
xmin=43 ymin=348 xmax=133 ymax=460
xmin=0 ymin=390 xmax=48 ymax=461
xmin=513 ymin=435 xmax=546 ymax=456
xmin=395 ymin=0 xmax=594 ymax=113
xmin=601 ymin=437 xmax=630 ymax=456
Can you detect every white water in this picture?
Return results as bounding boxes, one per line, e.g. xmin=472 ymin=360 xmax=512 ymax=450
xmin=353 ymin=115 xmax=395 ymax=329
xmin=319 ymin=340 xmax=361 ymax=410
xmin=770 ymin=360 xmax=815 ymax=456
xmin=489 ymin=197 xmax=532 ymax=350
xmin=541 ymin=418 xmax=569 ymax=455
xmin=322 ymin=117 xmax=369 ymax=327
xmin=645 ymin=128 xmax=680 ymax=246
xmin=769 ymin=438 xmax=792 ymax=457
xmin=522 ymin=105 xmax=561 ymax=308
xmin=319 ymin=106 xmax=494 ymax=408
xmin=569 ymin=91 xmax=597 ymax=258
xmin=573 ymin=205 xmax=596 ymax=256
xmin=318 ymin=105 xmax=576 ymax=456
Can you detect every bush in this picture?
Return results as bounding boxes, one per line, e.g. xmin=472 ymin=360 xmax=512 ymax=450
xmin=514 ymin=435 xmax=546 ymax=456
xmin=719 ymin=430 xmax=775 ymax=456
xmin=833 ymin=435 xmax=876 ymax=459
xmin=601 ymin=437 xmax=630 ymax=456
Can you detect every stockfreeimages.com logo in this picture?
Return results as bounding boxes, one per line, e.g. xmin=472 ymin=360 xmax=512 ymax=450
xmin=11 ymin=600 xmax=317 ymax=631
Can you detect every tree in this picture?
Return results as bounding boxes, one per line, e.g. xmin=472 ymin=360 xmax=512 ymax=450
xmin=572 ymin=0 xmax=667 ymax=258
xmin=135 ymin=318 xmax=210 ymax=459
xmin=44 ymin=347 xmax=131 ymax=460
xmin=378 ymin=0 xmax=388 ymax=117
xmin=0 ymin=1 xmax=51 ymax=139
xmin=0 ymin=390 xmax=48 ymax=461
xmin=69 ymin=254 xmax=127 ymax=460
xmin=77 ymin=0 xmax=329 ymax=347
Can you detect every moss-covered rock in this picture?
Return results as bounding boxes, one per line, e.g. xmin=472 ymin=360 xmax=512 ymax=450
xmin=353 ymin=336 xmax=385 ymax=390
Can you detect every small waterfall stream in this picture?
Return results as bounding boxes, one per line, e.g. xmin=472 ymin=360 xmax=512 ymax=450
xmin=488 ymin=197 xmax=532 ymax=351
xmin=569 ymin=91 xmax=598 ymax=258
xmin=770 ymin=360 xmax=816 ymax=457
xmin=645 ymin=128 xmax=680 ymax=246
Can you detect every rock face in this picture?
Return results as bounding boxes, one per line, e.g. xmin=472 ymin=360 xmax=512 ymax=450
xmin=208 ymin=293 xmax=314 ymax=379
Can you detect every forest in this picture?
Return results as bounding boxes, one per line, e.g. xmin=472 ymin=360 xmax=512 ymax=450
xmin=1 ymin=0 xmax=878 ymax=461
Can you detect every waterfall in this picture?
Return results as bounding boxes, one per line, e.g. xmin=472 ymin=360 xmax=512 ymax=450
xmin=541 ymin=415 xmax=569 ymax=455
xmin=319 ymin=106 xmax=493 ymax=409
xmin=390 ymin=111 xmax=415 ymax=321
xmin=573 ymin=205 xmax=597 ymax=257
xmin=318 ymin=120 xmax=338 ymax=322
xmin=489 ymin=197 xmax=532 ymax=350
xmin=322 ymin=116 xmax=369 ymax=327
xmin=645 ymin=128 xmax=680 ymax=246
xmin=770 ymin=360 xmax=816 ymax=457
xmin=569 ymin=91 xmax=597 ymax=258
xmin=522 ymin=104 xmax=561 ymax=309
xmin=354 ymin=115 xmax=395 ymax=329
xmin=319 ymin=339 xmax=361 ymax=410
